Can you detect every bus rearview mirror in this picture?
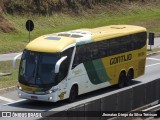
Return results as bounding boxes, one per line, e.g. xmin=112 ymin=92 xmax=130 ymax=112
xmin=13 ymin=53 xmax=22 ymax=69
xmin=55 ymin=56 xmax=67 ymax=73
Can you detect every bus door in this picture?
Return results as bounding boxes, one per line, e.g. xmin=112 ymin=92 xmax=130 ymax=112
xmin=57 ymin=59 xmax=69 ymax=100
xmin=57 ymin=47 xmax=74 ymax=100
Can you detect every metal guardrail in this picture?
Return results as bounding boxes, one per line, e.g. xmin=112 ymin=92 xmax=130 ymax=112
xmin=142 ymin=103 xmax=160 ymax=118
xmin=36 ymin=78 xmax=160 ymax=119
xmin=143 ymin=103 xmax=160 ymax=112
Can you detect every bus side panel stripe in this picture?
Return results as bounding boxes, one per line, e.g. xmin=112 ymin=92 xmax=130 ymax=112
xmin=92 ymin=59 xmax=111 ymax=83
xmin=83 ymin=61 xmax=100 ymax=84
xmin=84 ymin=59 xmax=111 ymax=85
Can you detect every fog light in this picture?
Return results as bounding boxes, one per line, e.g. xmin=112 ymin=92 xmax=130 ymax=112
xmin=18 ymin=93 xmax=22 ymax=96
xmin=48 ymin=97 xmax=53 ymax=100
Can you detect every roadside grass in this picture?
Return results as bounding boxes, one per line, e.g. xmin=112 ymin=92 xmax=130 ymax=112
xmin=0 ymin=60 xmax=19 ymax=89
xmin=0 ymin=1 xmax=160 ymax=54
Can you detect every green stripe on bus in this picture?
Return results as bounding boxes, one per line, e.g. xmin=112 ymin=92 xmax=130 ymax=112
xmin=84 ymin=61 xmax=100 ymax=84
xmin=84 ymin=59 xmax=111 ymax=85
xmin=92 ymin=59 xmax=110 ymax=83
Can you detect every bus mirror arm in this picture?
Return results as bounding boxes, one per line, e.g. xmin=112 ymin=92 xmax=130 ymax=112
xmin=13 ymin=53 xmax=22 ymax=69
xmin=55 ymin=56 xmax=67 ymax=73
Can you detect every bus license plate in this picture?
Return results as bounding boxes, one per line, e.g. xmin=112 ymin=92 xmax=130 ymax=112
xmin=31 ymin=96 xmax=38 ymax=99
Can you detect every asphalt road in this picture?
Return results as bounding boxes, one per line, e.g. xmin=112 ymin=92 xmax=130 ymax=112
xmin=0 ymin=53 xmax=160 ymax=112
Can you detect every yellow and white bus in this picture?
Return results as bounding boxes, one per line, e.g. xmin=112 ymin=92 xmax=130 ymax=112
xmin=17 ymin=25 xmax=147 ymax=102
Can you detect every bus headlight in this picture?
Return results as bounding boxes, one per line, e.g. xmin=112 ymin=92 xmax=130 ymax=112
xmin=48 ymin=90 xmax=53 ymax=94
xmin=17 ymin=85 xmax=22 ymax=90
xmin=46 ymin=88 xmax=58 ymax=94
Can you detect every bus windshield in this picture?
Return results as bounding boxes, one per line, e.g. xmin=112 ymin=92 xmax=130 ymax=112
xmin=19 ymin=50 xmax=60 ymax=87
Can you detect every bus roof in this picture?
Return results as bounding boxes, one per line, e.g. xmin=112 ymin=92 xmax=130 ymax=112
xmin=26 ymin=25 xmax=146 ymax=53
xmin=80 ymin=25 xmax=147 ymax=41
xmin=26 ymin=35 xmax=75 ymax=53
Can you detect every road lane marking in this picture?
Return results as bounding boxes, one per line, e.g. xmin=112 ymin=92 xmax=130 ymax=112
xmin=146 ymin=63 xmax=160 ymax=68
xmin=0 ymin=96 xmax=15 ymax=103
xmin=2 ymin=99 xmax=26 ymax=106
xmin=147 ymin=57 xmax=160 ymax=61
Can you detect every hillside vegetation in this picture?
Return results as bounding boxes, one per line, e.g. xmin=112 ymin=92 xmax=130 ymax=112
xmin=0 ymin=0 xmax=160 ymax=53
xmin=3 ymin=0 xmax=147 ymax=15
xmin=0 ymin=1 xmax=15 ymax=33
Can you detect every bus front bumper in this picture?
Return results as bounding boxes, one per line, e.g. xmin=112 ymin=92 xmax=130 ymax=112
xmin=17 ymin=89 xmax=58 ymax=102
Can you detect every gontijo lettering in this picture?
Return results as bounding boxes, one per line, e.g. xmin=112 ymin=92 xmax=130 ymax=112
xmin=110 ymin=54 xmax=132 ymax=65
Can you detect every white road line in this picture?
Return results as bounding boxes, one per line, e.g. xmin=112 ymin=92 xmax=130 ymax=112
xmin=2 ymin=99 xmax=26 ymax=106
xmin=146 ymin=63 xmax=160 ymax=68
xmin=147 ymin=57 xmax=160 ymax=61
xmin=0 ymin=96 xmax=15 ymax=103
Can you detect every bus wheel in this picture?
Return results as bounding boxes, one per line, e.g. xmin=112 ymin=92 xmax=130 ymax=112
xmin=125 ymin=69 xmax=134 ymax=86
xmin=118 ymin=72 xmax=126 ymax=88
xmin=68 ymin=85 xmax=78 ymax=102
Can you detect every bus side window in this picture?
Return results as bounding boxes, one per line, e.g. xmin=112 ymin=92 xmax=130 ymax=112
xmin=81 ymin=46 xmax=87 ymax=61
xmin=59 ymin=47 xmax=74 ymax=80
xmin=86 ymin=44 xmax=93 ymax=61
xmin=72 ymin=46 xmax=82 ymax=68
xmin=73 ymin=44 xmax=93 ymax=68
xmin=132 ymin=34 xmax=140 ymax=49
xmin=126 ymin=35 xmax=134 ymax=51
xmin=72 ymin=53 xmax=78 ymax=68
xmin=109 ymin=38 xmax=120 ymax=55
xmin=138 ymin=32 xmax=147 ymax=48
xmin=120 ymin=36 xmax=131 ymax=52
xmin=102 ymin=40 xmax=109 ymax=57
xmin=58 ymin=60 xmax=68 ymax=80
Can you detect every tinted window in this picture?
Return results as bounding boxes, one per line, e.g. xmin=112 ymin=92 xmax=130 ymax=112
xmin=72 ymin=32 xmax=147 ymax=68
xmin=59 ymin=47 xmax=74 ymax=80
xmin=132 ymin=32 xmax=147 ymax=49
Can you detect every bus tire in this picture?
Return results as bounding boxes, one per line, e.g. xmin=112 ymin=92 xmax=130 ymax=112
xmin=68 ymin=85 xmax=78 ymax=102
xmin=117 ymin=72 xmax=126 ymax=88
xmin=125 ymin=69 xmax=134 ymax=86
